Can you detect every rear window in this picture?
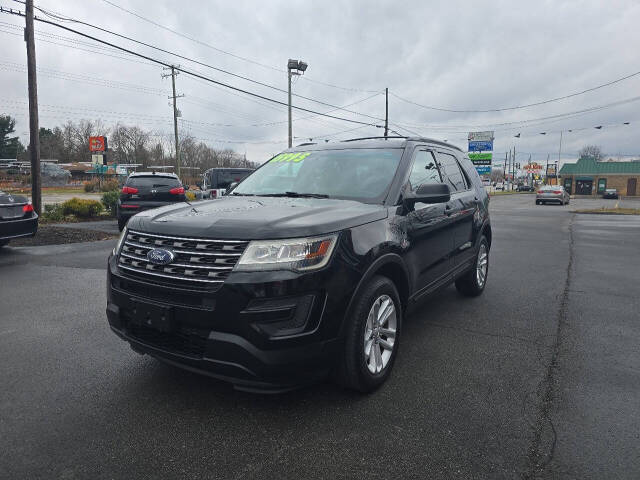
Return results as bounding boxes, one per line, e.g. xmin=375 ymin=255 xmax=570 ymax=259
xmin=127 ymin=176 xmax=181 ymax=188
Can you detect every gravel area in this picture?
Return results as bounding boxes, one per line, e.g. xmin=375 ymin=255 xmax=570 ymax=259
xmin=8 ymin=225 xmax=118 ymax=246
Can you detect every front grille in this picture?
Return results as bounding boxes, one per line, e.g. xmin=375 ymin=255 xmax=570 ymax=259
xmin=127 ymin=323 xmax=208 ymax=358
xmin=117 ymin=230 xmax=248 ymax=288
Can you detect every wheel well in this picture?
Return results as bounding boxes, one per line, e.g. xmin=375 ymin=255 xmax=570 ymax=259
xmin=375 ymin=262 xmax=410 ymax=311
xmin=482 ymin=223 xmax=492 ymax=247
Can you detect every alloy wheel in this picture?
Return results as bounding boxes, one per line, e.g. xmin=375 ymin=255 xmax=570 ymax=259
xmin=476 ymin=243 xmax=488 ymax=288
xmin=363 ymin=294 xmax=397 ymax=374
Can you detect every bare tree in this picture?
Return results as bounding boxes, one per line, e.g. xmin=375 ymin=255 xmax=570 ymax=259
xmin=579 ymin=145 xmax=603 ymax=161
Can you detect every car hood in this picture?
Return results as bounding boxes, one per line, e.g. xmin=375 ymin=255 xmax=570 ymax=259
xmin=128 ymin=196 xmax=388 ymax=239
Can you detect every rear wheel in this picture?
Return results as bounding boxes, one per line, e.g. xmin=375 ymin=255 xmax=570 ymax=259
xmin=455 ymin=236 xmax=489 ymax=297
xmin=336 ymin=275 xmax=402 ymax=393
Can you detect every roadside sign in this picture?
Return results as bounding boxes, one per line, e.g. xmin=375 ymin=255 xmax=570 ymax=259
xmin=469 ymin=152 xmax=492 ymax=165
xmin=475 ymin=166 xmax=491 ymax=175
xmin=89 ymin=136 xmax=107 ymax=152
xmin=91 ymin=154 xmax=105 ymax=166
xmin=468 ymin=131 xmax=494 ymax=142
xmin=468 ymin=140 xmax=493 ymax=152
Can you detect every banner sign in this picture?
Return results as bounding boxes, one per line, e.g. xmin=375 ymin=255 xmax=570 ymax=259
xmin=89 ymin=136 xmax=107 ymax=152
xmin=475 ymin=166 xmax=491 ymax=175
xmin=468 ymin=140 xmax=493 ymax=152
xmin=524 ymin=162 xmax=543 ymax=174
xmin=468 ymin=131 xmax=494 ymax=142
xmin=468 ymin=152 xmax=492 ymax=165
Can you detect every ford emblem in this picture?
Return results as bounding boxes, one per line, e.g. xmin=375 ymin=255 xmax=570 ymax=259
xmin=146 ymin=248 xmax=175 ymax=265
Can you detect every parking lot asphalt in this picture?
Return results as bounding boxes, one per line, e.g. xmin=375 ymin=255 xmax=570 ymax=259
xmin=1 ymin=194 xmax=638 ymax=479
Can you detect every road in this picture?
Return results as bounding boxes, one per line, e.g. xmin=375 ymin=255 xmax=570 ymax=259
xmin=1 ymin=194 xmax=638 ymax=479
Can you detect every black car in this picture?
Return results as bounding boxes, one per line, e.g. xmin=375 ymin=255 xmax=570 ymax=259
xmin=602 ymin=188 xmax=619 ymax=199
xmin=516 ymin=185 xmax=534 ymax=192
xmin=117 ymin=172 xmax=186 ymax=231
xmin=0 ymin=190 xmax=38 ymax=247
xmin=107 ymin=137 xmax=492 ymax=392
xmin=202 ymin=167 xmax=255 ymax=199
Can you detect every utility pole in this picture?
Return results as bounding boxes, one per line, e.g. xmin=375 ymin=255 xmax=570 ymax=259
xmin=287 ymin=68 xmax=293 ymax=148
xmin=25 ymin=0 xmax=41 ymax=215
xmin=512 ymin=146 xmax=516 ymax=191
xmin=545 ymin=153 xmax=550 ymax=185
xmin=384 ymin=87 xmax=389 ymax=138
xmin=504 ymin=152 xmax=508 ymax=183
xmin=558 ymin=130 xmax=563 ymax=166
xmin=162 ymin=66 xmax=183 ymax=178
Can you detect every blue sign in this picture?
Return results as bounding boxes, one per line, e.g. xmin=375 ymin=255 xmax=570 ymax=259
xmin=475 ymin=166 xmax=491 ymax=175
xmin=468 ymin=140 xmax=493 ymax=152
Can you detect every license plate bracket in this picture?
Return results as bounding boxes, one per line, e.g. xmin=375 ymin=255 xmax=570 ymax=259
xmin=130 ymin=298 xmax=174 ymax=332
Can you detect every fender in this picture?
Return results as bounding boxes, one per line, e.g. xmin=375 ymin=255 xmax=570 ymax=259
xmin=338 ymin=252 xmax=411 ymax=338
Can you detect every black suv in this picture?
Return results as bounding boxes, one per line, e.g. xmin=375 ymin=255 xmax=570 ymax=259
xmin=107 ymin=137 xmax=491 ymax=392
xmin=117 ymin=172 xmax=186 ymax=230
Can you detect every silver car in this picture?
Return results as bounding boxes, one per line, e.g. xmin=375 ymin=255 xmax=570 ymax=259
xmin=536 ymin=185 xmax=570 ymax=205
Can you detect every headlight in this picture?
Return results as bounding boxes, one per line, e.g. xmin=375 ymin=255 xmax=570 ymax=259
xmin=112 ymin=227 xmax=127 ymax=256
xmin=235 ymin=234 xmax=338 ymax=272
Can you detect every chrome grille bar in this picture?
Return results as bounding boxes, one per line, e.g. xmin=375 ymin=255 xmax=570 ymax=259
xmin=117 ymin=230 xmax=248 ymax=286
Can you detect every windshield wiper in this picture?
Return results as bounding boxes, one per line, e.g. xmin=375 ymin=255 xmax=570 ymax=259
xmin=230 ymin=192 xmax=255 ymax=196
xmin=260 ymin=192 xmax=330 ymax=199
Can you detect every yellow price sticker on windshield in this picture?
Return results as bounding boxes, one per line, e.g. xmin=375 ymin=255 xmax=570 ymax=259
xmin=270 ymin=152 xmax=311 ymax=163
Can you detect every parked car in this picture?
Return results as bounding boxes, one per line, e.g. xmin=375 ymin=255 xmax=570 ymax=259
xmin=107 ymin=137 xmax=492 ymax=392
xmin=602 ymin=188 xmax=619 ymax=199
xmin=117 ymin=172 xmax=186 ymax=231
xmin=495 ymin=182 xmax=505 ymax=191
xmin=0 ymin=190 xmax=38 ymax=247
xmin=536 ymin=185 xmax=570 ymax=205
xmin=516 ymin=185 xmax=534 ymax=192
xmin=202 ymin=167 xmax=254 ymax=199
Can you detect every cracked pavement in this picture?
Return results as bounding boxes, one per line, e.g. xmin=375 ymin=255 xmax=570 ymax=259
xmin=1 ymin=194 xmax=639 ymax=479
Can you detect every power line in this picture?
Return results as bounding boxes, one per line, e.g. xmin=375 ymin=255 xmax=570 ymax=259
xmin=0 ymin=6 xmax=382 ymax=129
xmin=29 ymin=2 xmax=384 ymax=117
xmin=97 ymin=0 xmax=380 ymax=94
xmin=390 ymin=68 xmax=640 ymax=113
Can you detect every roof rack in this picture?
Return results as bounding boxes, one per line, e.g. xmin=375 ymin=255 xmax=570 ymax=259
xmin=342 ymin=136 xmax=407 ymax=142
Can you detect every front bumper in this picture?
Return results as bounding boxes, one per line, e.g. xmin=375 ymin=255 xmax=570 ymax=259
xmin=0 ymin=214 xmax=38 ymax=241
xmin=106 ymin=254 xmax=356 ymax=391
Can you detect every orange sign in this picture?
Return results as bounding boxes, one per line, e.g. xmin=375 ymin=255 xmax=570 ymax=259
xmin=89 ymin=136 xmax=106 ymax=152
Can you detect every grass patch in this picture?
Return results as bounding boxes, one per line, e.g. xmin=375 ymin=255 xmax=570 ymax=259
xmin=572 ymin=207 xmax=640 ymax=215
xmin=489 ymin=191 xmax=534 ymax=196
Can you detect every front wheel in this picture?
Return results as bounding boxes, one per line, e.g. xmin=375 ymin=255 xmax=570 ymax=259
xmin=455 ymin=236 xmax=489 ymax=297
xmin=336 ymin=275 xmax=402 ymax=393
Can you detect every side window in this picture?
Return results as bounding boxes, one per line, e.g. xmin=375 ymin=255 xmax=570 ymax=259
xmin=436 ymin=152 xmax=467 ymax=192
xmin=408 ymin=149 xmax=441 ymax=191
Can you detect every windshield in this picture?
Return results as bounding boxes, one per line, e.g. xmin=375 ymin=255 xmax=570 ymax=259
xmin=233 ymin=148 xmax=403 ymax=203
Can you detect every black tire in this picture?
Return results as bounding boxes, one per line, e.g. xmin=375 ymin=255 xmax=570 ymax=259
xmin=455 ymin=236 xmax=489 ymax=297
xmin=335 ymin=275 xmax=402 ymax=393
xmin=536 ymin=200 xmax=541 ymax=205
xmin=117 ymin=217 xmax=127 ymax=231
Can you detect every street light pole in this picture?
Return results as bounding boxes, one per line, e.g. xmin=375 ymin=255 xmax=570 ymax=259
xmin=287 ymin=59 xmax=308 ymax=148
xmin=25 ymin=0 xmax=41 ymax=215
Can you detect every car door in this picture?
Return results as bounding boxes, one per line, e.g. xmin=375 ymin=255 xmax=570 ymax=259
xmin=402 ymin=147 xmax=454 ymax=293
xmin=435 ymin=151 xmax=477 ymax=269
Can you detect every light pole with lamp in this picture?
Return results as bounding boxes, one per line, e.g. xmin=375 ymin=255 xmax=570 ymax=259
xmin=287 ymin=59 xmax=308 ymax=148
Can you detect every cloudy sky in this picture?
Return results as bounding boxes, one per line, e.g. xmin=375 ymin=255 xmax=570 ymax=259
xmin=1 ymin=0 xmax=640 ymax=167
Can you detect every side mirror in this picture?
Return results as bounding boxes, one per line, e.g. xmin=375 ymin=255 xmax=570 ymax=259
xmin=404 ymin=183 xmax=451 ymax=210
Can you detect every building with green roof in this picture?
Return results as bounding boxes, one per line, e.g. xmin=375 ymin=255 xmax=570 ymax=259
xmin=558 ymin=157 xmax=640 ymax=196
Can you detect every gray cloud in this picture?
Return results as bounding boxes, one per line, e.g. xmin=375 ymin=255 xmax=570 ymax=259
xmin=2 ymin=0 xmax=639 ymax=164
